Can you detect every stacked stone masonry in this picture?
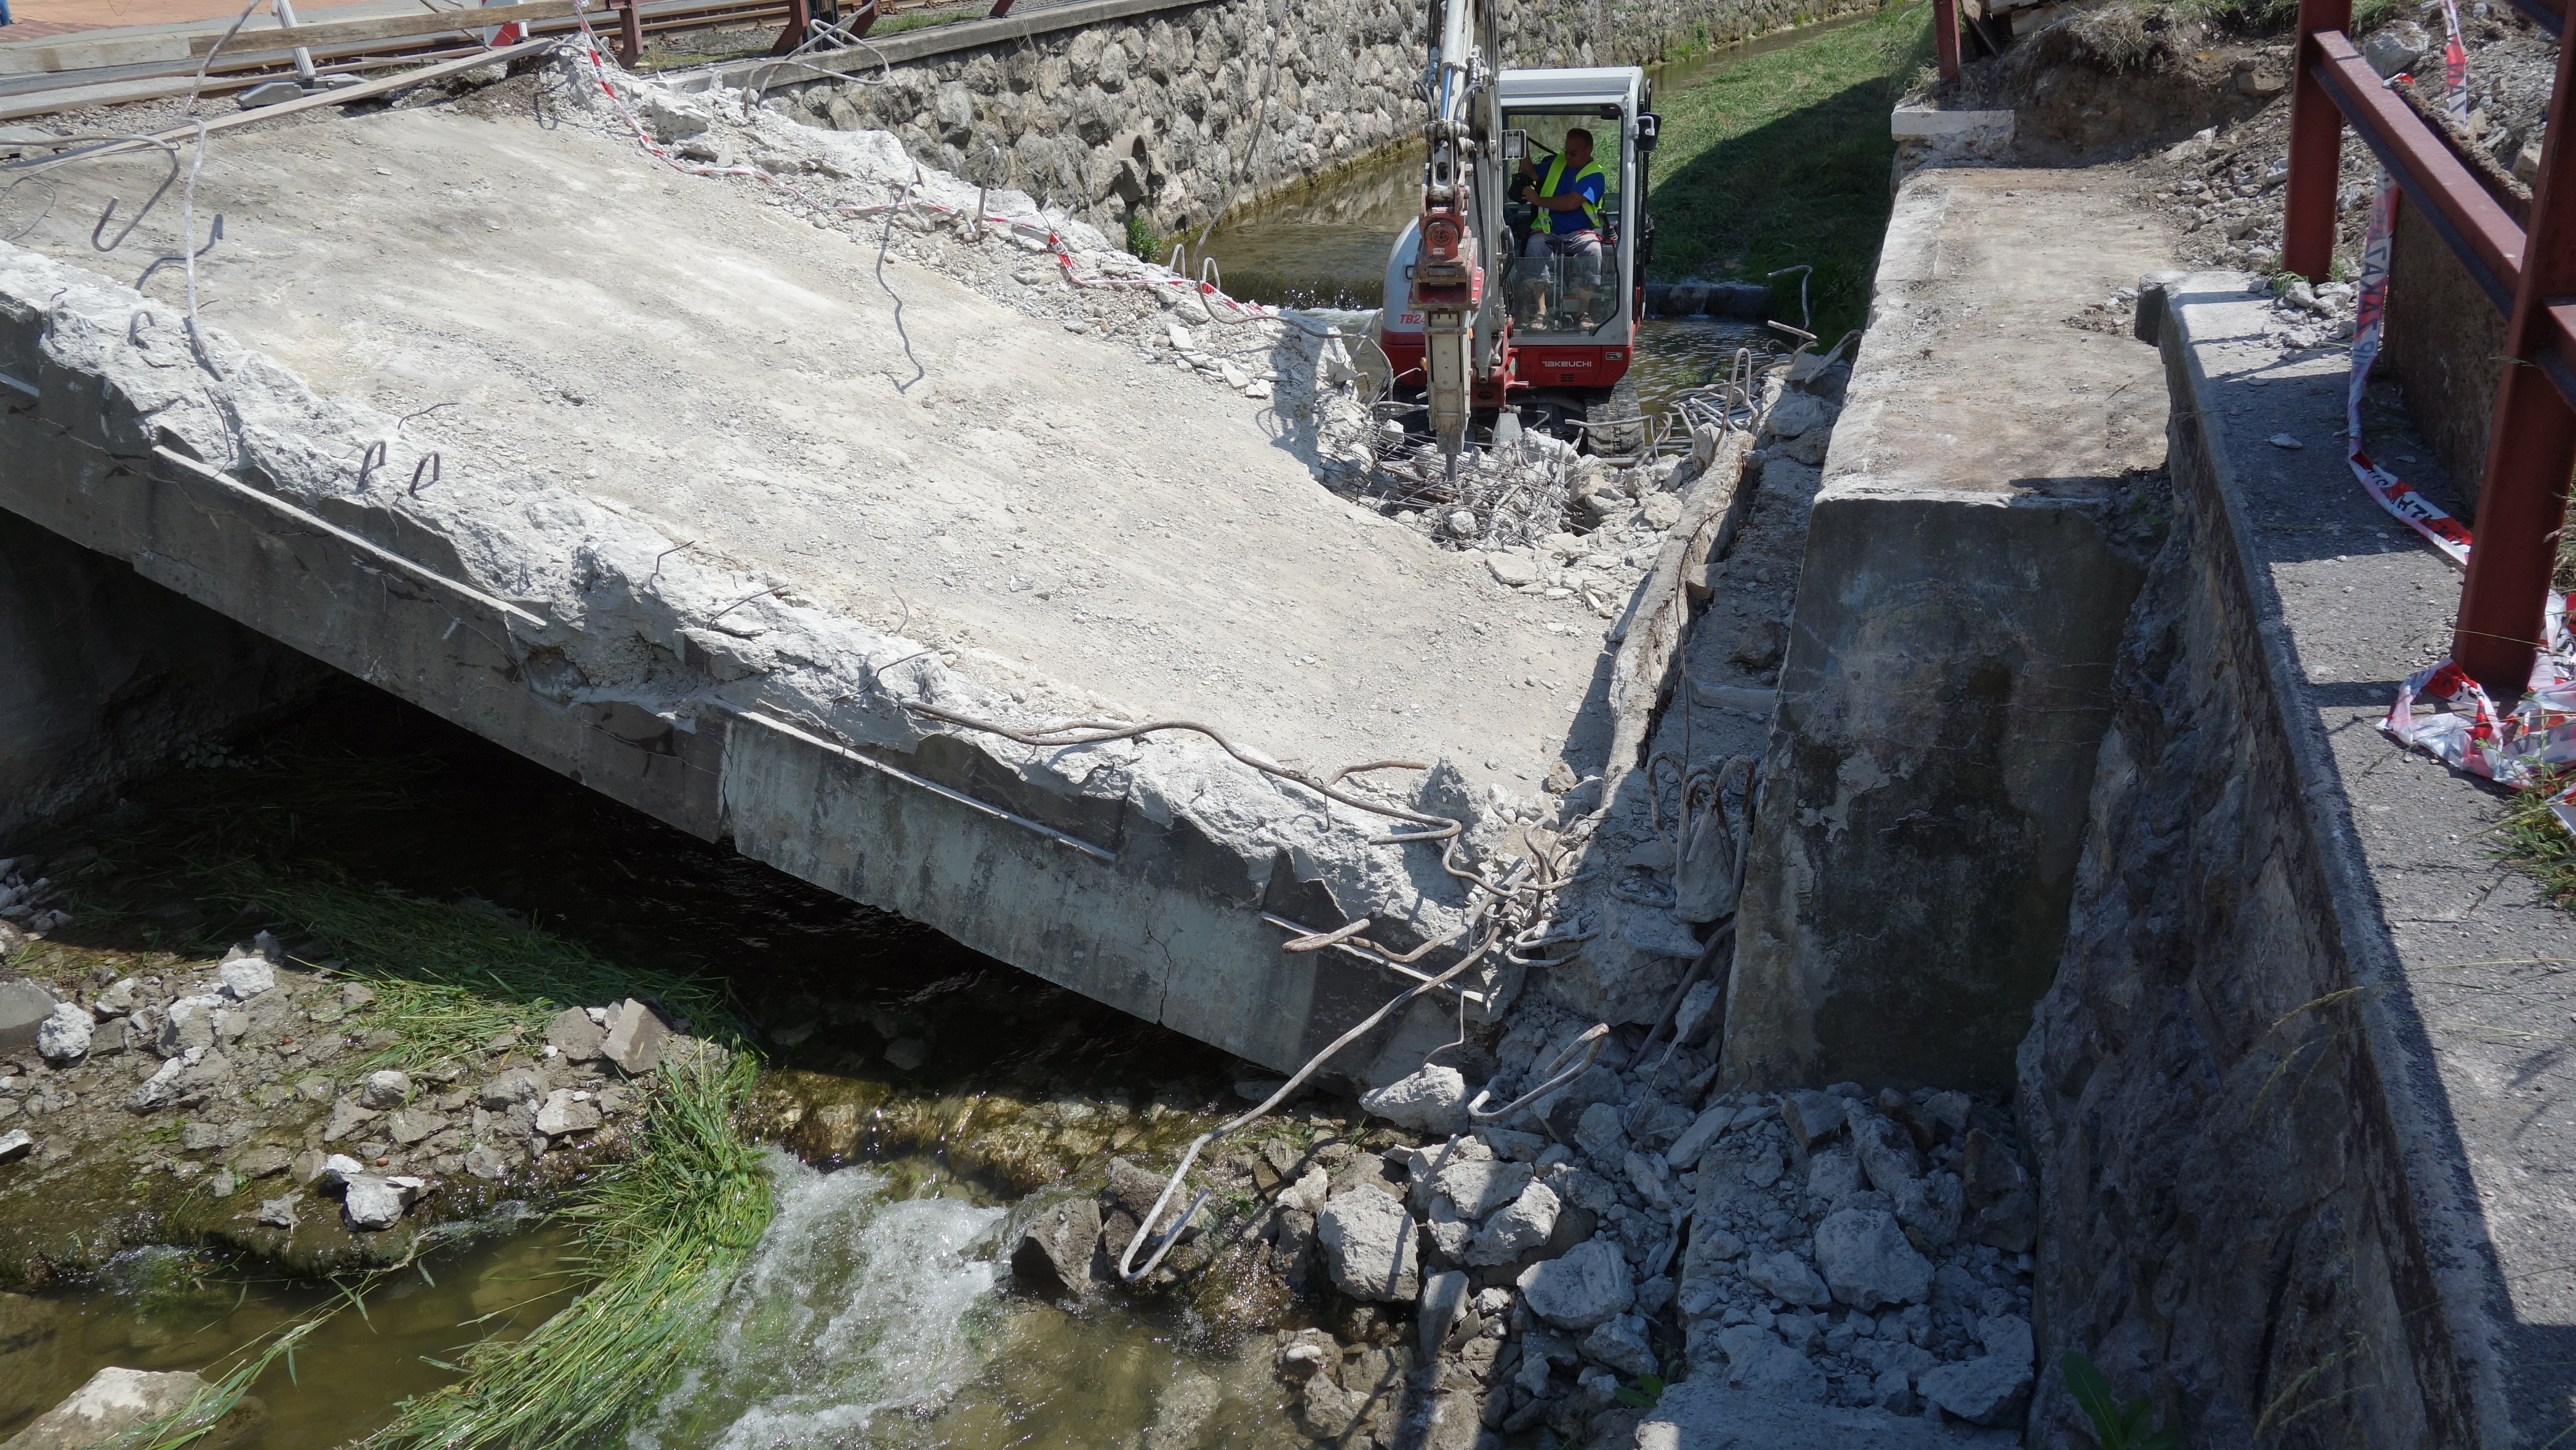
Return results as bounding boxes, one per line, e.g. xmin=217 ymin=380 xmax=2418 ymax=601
xmin=767 ymin=0 xmax=1872 ymax=234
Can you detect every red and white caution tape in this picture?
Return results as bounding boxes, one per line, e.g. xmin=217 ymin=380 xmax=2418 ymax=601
xmin=2384 ymin=592 xmax=2576 ymax=828
xmin=2363 ymin=7 xmax=2576 ymax=832
xmin=2346 ymin=0 xmax=2477 ymax=569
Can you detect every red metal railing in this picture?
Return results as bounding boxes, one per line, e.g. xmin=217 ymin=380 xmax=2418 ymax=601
xmin=1933 ymin=0 xmax=1959 ymax=80
xmin=2285 ymin=0 xmax=2574 ymax=696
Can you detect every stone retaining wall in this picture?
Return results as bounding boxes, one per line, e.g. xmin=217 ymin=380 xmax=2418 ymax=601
xmin=759 ymin=0 xmax=1876 ymax=234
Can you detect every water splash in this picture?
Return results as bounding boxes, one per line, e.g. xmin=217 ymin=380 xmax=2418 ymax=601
xmin=632 ymin=1151 xmax=1006 ymax=1450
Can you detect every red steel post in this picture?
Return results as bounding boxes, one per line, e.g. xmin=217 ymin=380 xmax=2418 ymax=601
xmin=771 ymin=0 xmax=810 ymax=54
xmin=2283 ymin=0 xmax=2351 ymax=279
xmin=2452 ymin=23 xmax=2576 ymax=696
xmin=616 ymin=0 xmax=642 ymax=67
xmin=988 ymin=0 xmax=1015 ymax=15
xmin=1933 ymin=0 xmax=1959 ymax=81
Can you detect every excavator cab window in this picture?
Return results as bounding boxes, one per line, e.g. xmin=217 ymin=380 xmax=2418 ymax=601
xmin=1501 ymin=106 xmax=1627 ymax=337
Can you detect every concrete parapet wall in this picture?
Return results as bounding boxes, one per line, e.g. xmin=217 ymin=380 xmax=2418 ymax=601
xmin=1720 ymin=169 xmax=2169 ymax=1095
xmin=742 ymin=0 xmax=1875 ymax=234
xmin=2014 ymin=274 xmax=2499 ymax=1448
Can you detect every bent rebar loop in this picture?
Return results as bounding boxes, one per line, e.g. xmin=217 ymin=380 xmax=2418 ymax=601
xmin=1467 ymin=1021 xmax=1610 ymax=1123
xmin=1118 ymin=862 xmax=1547 ymax=1283
xmin=899 ymin=701 xmax=1461 ymax=844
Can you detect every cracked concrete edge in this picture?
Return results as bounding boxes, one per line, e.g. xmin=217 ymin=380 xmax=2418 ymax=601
xmin=2158 ymin=273 xmax=2512 ymax=1448
xmin=0 ymin=226 xmax=1490 ymax=1082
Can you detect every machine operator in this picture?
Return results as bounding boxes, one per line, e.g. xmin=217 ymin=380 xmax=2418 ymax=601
xmin=1513 ymin=127 xmax=1606 ymax=325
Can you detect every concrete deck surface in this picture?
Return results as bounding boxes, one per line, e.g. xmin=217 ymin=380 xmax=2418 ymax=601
xmin=3 ymin=75 xmax=1612 ymax=794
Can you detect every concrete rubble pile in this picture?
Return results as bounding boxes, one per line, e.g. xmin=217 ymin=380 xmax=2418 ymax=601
xmin=0 ymin=914 xmax=724 ymax=1241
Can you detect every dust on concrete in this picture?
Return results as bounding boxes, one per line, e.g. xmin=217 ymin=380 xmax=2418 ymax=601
xmin=2 ymin=54 xmax=1625 ymax=796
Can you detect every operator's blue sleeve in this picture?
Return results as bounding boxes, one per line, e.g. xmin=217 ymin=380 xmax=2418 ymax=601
xmin=1571 ymin=171 xmax=1606 ymax=209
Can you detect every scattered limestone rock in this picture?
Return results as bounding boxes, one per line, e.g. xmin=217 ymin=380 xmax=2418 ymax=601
xmin=1319 ymin=1185 xmax=1421 ymax=1302
xmin=601 ymin=999 xmax=668 ymax=1073
xmin=1433 ymin=1155 xmax=1533 ymax=1219
xmin=0 ymin=1128 xmax=31 ymax=1164
xmin=359 ymin=1070 xmax=411 ymax=1110
xmin=479 ymin=1068 xmax=543 ymax=1109
xmin=233 ymin=1145 xmax=291 ymax=1180
xmin=544 ymin=1007 xmax=604 ymax=1062
xmin=1745 ymin=1249 xmax=1833 ymax=1309
xmin=1780 ymin=1091 xmax=1847 ymax=1152
xmin=36 ymin=1002 xmax=93 ymax=1065
xmin=1851 ymin=1113 xmax=1925 ymax=1192
xmin=1 ymin=1366 xmax=256 ymax=1450
xmin=1011 ymin=1195 xmax=1103 ymax=1296
xmin=216 ymin=951 xmax=274 ymax=1000
xmin=1916 ymin=1314 xmax=2036 ymax=1426
xmin=882 ymin=1037 xmax=930 ymax=1071
xmin=0 ymin=979 xmax=58 ymax=1053
xmin=1716 ymin=1324 xmax=1827 ymax=1403
xmin=341 ymin=1174 xmax=426 ymax=1231
xmin=1814 ymin=1206 xmax=1935 ymax=1309
xmin=533 ymin=1090 xmax=601 ymax=1137
xmin=1518 ymin=1238 xmax=1633 ymax=1329
xmin=256 ymin=1195 xmax=299 ymax=1229
xmin=1358 ymin=1064 xmax=1469 ymax=1135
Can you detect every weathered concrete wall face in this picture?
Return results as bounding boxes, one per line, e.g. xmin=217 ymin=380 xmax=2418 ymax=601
xmin=763 ymin=0 xmax=1873 ymax=233
xmin=2385 ymin=195 xmax=2506 ymax=513
xmin=2014 ymin=275 xmax=2492 ymax=1450
xmin=1719 ymin=169 xmax=2169 ymax=1095
xmin=0 ymin=511 xmax=326 ymax=835
xmin=1726 ymin=496 xmax=2140 ymax=1093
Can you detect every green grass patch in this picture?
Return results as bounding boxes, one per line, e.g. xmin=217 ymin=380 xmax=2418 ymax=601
xmin=1646 ymin=1 xmax=1937 ymax=342
xmin=362 ymin=1052 xmax=773 ymax=1450
xmin=201 ymin=864 xmax=741 ymax=1074
xmin=2494 ymin=768 xmax=2576 ymax=911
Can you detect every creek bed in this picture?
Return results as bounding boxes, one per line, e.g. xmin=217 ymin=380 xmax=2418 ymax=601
xmin=0 ymin=685 xmax=1332 ymax=1448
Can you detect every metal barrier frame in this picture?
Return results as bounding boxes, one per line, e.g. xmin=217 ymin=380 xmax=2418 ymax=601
xmin=2284 ymin=0 xmax=2575 ymax=697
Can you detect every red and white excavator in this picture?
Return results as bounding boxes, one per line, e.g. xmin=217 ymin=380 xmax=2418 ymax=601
xmin=1376 ymin=0 xmax=1659 ymax=459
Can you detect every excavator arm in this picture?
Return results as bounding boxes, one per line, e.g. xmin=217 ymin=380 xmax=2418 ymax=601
xmin=1411 ymin=0 xmax=1505 ymax=461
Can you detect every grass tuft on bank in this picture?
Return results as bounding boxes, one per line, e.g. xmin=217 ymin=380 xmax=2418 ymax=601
xmin=363 ymin=1051 xmax=774 ymax=1450
xmin=1647 ymin=1 xmax=1937 ymax=343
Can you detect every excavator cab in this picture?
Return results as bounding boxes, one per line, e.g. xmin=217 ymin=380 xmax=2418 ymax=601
xmin=1378 ymin=65 xmax=1657 ymax=454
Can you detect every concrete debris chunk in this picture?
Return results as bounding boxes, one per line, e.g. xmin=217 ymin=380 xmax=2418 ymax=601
xmin=1582 ymin=1313 xmax=1658 ymax=1376
xmin=1851 ymin=1112 xmax=1925 ymax=1192
xmin=1972 ymin=1189 xmax=2040 ymax=1253
xmin=1573 ymin=1100 xmax=1628 ymax=1164
xmin=1716 ymin=1324 xmax=1828 ymax=1403
xmin=0 ymin=1128 xmax=31 ymax=1164
xmin=313 ymin=1153 xmax=367 ymax=1190
xmin=1357 ymin=1063 xmax=1468 ymax=1134
xmin=0 ymin=978 xmax=61 ymax=1053
xmin=1780 ymin=1091 xmax=1846 ymax=1151
xmin=388 ymin=1108 xmax=447 ymax=1146
xmin=1916 ymin=1313 xmax=2037 ymax=1426
xmin=1487 ymin=552 xmax=1541 ymax=588
xmin=1316 ymin=1185 xmax=1420 ymax=1302
xmin=1745 ymin=1248 xmax=1833 ymax=1308
xmin=1806 ymin=1145 xmax=1865 ymax=1200
xmin=36 ymin=1002 xmax=93 ymax=1065
xmin=323 ymin=1099 xmax=378 ymax=1143
xmin=1417 ymin=1268 xmax=1472 ymax=1359
xmin=1012 ymin=1194 xmax=1103 ymax=1296
xmin=1814 ymin=1206 xmax=1935 ymax=1308
xmin=1517 ymin=1238 xmax=1633 ymax=1329
xmin=1465 ymin=1179 xmax=1559 ymax=1265
xmin=1432 ymin=1155 xmax=1533 ymax=1219
xmin=217 ymin=950 xmax=275 ymax=1000
xmin=601 ymin=998 xmax=668 ymax=1073
xmin=1661 ymin=1102 xmax=1734 ymax=1171
xmin=1892 ymin=1171 xmax=1965 ymax=1248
